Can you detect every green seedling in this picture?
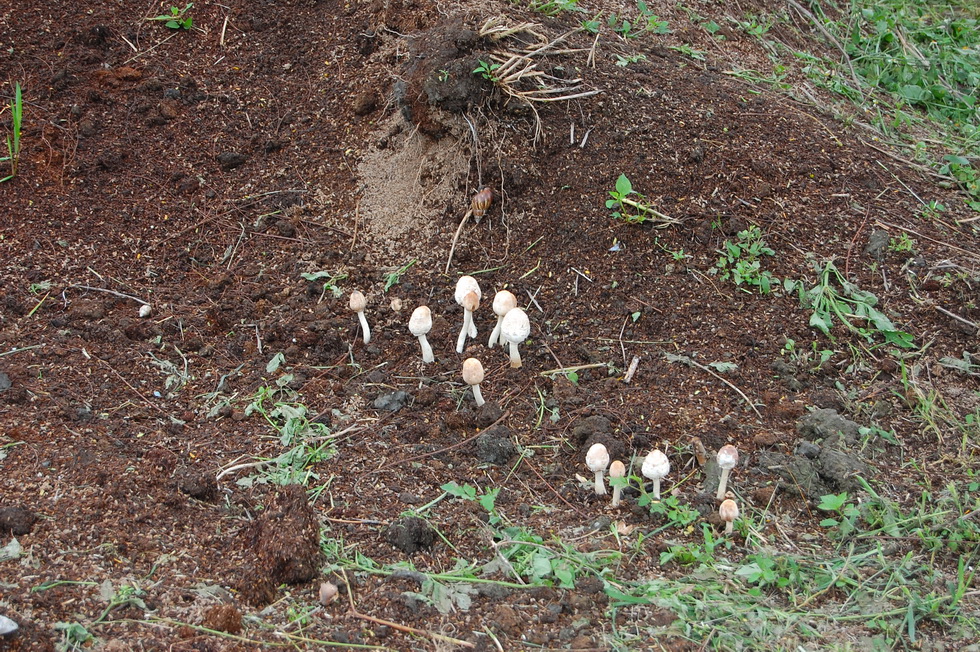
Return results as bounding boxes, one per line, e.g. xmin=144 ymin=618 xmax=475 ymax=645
xmin=150 ymin=3 xmax=194 ymax=30
xmin=1 ymin=82 xmax=22 ymax=182
xmin=383 ymin=258 xmax=416 ymax=292
xmin=526 ymin=0 xmax=583 ymax=16
xmin=888 ymin=233 xmax=915 ymax=253
xmin=301 ymin=269 xmax=347 ymax=302
xmin=473 ymin=60 xmax=502 ymax=82
xmin=712 ymin=225 xmax=777 ymax=293
xmin=606 ymin=174 xmax=676 ymax=226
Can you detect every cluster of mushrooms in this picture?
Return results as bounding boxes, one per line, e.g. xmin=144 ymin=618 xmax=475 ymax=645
xmin=348 ymin=275 xmax=531 ymax=407
xmin=586 ymin=442 xmax=742 ymax=535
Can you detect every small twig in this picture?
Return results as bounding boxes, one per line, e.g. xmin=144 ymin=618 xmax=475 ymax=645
xmin=69 ymin=284 xmax=149 ymax=305
xmin=340 ymin=568 xmax=474 ymax=649
xmin=0 ymin=344 xmax=44 ymax=358
xmin=934 ymin=305 xmax=978 ymax=330
xmin=663 ymin=352 xmax=763 ymax=419
xmin=539 ymin=362 xmax=609 ymax=377
xmin=219 ymin=15 xmax=229 ymax=46
xmin=445 ymin=209 xmax=473 ymax=274
xmin=623 ymin=356 xmax=641 ymax=383
xmin=525 ymin=287 xmax=543 ymax=312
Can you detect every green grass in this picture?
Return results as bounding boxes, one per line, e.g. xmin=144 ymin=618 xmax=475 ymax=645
xmin=1 ymin=82 xmax=22 ymax=182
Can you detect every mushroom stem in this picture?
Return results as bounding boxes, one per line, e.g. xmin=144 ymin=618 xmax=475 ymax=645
xmin=356 ymin=311 xmax=371 ymax=344
xmin=471 ymin=384 xmax=485 ymax=407
xmin=724 ymin=520 xmax=734 ymax=535
xmin=652 ymin=478 xmax=661 ymax=500
xmin=418 ymin=335 xmax=434 ymax=363
xmin=507 ymin=340 xmax=522 ymax=368
xmin=611 ymin=485 xmax=622 ymax=508
xmin=456 ymin=315 xmax=470 ymax=354
xmin=716 ymin=467 xmax=731 ymax=500
xmin=488 ymin=319 xmax=503 ymax=348
xmin=594 ymin=470 xmax=606 ymax=496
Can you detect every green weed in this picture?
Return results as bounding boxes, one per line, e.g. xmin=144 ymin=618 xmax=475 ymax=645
xmin=712 ymin=224 xmax=777 ymax=293
xmin=1 ymin=82 xmax=22 ymax=182
xmin=382 ymin=258 xmax=416 ymax=292
xmin=150 ymin=3 xmax=194 ymax=30
xmin=301 ymin=269 xmax=347 ymax=302
xmin=606 ymin=174 xmax=677 ymax=226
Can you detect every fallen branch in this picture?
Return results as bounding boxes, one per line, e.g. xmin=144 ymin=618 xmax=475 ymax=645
xmin=341 ymin=569 xmax=475 ymax=649
xmin=445 ymin=208 xmax=473 ymax=274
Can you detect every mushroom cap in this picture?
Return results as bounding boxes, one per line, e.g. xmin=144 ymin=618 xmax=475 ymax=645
xmin=717 ymin=444 xmax=739 ymax=470
xmin=409 ymin=306 xmax=432 ymax=336
xmin=641 ymin=449 xmax=670 ymax=480
xmin=500 ymin=307 xmax=530 ymax=344
xmin=454 ymin=275 xmax=482 ymax=305
xmin=719 ymin=498 xmax=739 ymax=522
xmin=609 ymin=460 xmax=626 ymax=479
xmin=462 ymin=357 xmax=485 ymax=385
xmin=349 ymin=290 xmax=366 ymax=312
xmin=585 ymin=443 xmax=610 ymax=473
xmin=461 ymin=290 xmax=480 ymax=313
xmin=492 ymin=290 xmax=518 ymax=317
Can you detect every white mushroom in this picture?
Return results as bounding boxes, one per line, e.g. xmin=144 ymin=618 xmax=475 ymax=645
xmin=408 ymin=306 xmax=434 ymax=363
xmin=500 ymin=307 xmax=530 ymax=368
xmin=462 ymin=358 xmax=486 ymax=407
xmin=454 ymin=276 xmax=482 ymax=353
xmin=349 ymin=290 xmax=371 ymax=344
xmin=609 ymin=460 xmax=626 ymax=507
xmin=641 ymin=449 xmax=670 ymax=500
xmin=719 ymin=498 xmax=739 ymax=535
xmin=585 ymin=443 xmax=610 ymax=495
xmin=716 ymin=444 xmax=739 ymax=500
xmin=488 ymin=290 xmax=518 ymax=348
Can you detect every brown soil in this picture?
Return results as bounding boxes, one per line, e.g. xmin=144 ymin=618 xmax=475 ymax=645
xmin=1 ymin=0 xmax=978 ymax=650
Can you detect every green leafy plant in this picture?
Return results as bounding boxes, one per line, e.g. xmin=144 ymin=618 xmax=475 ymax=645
xmin=301 ymin=269 xmax=347 ymax=302
xmin=1 ymin=82 xmax=22 ymax=182
xmin=888 ymin=233 xmax=915 ymax=253
xmin=525 ymin=0 xmax=584 ymax=16
xmin=786 ymin=259 xmax=915 ymax=348
xmin=383 ymin=258 xmax=417 ymax=292
xmin=150 ymin=3 xmax=194 ymax=30
xmin=606 ymin=174 xmax=677 ymax=226
xmin=54 ymin=621 xmax=94 ymax=651
xmin=473 ymin=60 xmax=502 ymax=82
xmin=817 ymin=491 xmax=861 ymax=537
xmin=712 ymin=224 xmax=777 ymax=293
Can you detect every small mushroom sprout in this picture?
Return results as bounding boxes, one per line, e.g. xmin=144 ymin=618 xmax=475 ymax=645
xmin=641 ymin=449 xmax=670 ymax=500
xmin=716 ymin=444 xmax=739 ymax=500
xmin=500 ymin=307 xmax=530 ymax=368
xmin=585 ymin=443 xmax=610 ymax=495
xmin=719 ymin=498 xmax=739 ymax=535
xmin=408 ymin=306 xmax=434 ymax=363
xmin=609 ymin=460 xmax=626 ymax=507
xmin=488 ymin=290 xmax=518 ymax=348
xmin=454 ymin=275 xmax=482 ymax=353
xmin=349 ymin=290 xmax=371 ymax=344
xmin=462 ymin=358 xmax=486 ymax=407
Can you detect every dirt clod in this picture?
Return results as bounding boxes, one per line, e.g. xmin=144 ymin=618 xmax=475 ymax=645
xmin=0 ymin=507 xmax=37 ymax=536
xmin=385 ymin=516 xmax=435 ymax=554
xmin=252 ymin=485 xmax=321 ymax=585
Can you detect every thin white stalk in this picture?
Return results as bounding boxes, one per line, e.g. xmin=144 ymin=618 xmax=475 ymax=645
xmin=594 ymin=471 xmax=606 ymax=496
xmin=456 ymin=319 xmax=469 ymax=354
xmin=611 ymin=486 xmax=622 ymax=508
xmin=418 ymin=335 xmax=434 ymax=363
xmin=467 ymin=309 xmax=477 ymax=338
xmin=357 ymin=311 xmax=371 ymax=344
xmin=508 ymin=341 xmax=523 ymax=368
xmin=717 ymin=468 xmax=731 ymax=500
xmin=488 ymin=318 xmax=504 ymax=348
xmin=471 ymin=384 xmax=485 ymax=407
xmin=725 ymin=520 xmax=734 ymax=535
xmin=653 ymin=478 xmax=661 ymax=500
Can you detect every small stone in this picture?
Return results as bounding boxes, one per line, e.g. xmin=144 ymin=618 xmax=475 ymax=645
xmin=0 ymin=614 xmax=17 ymax=637
xmin=373 ymin=390 xmax=410 ymax=412
xmin=139 ymin=304 xmax=152 ymax=318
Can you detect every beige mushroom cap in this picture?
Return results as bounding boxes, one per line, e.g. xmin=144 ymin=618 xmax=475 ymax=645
xmin=454 ymin=275 xmax=482 ymax=305
xmin=500 ymin=307 xmax=530 ymax=344
xmin=409 ymin=306 xmax=432 ymax=336
xmin=585 ymin=443 xmax=610 ymax=473
xmin=609 ymin=460 xmax=626 ymax=479
xmin=717 ymin=444 xmax=739 ymax=470
xmin=349 ymin=290 xmax=366 ymax=312
xmin=719 ymin=498 xmax=739 ymax=522
xmin=462 ymin=357 xmax=485 ymax=386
